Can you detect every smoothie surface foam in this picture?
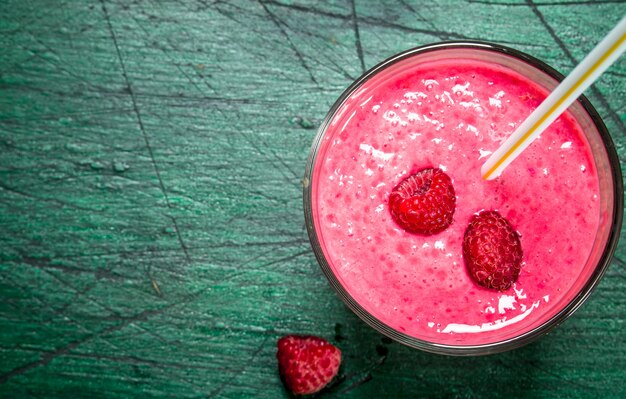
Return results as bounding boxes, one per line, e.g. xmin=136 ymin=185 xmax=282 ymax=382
xmin=311 ymin=57 xmax=600 ymax=345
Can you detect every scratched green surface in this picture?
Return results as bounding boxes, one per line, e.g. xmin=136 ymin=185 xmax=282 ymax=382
xmin=0 ymin=1 xmax=625 ymax=398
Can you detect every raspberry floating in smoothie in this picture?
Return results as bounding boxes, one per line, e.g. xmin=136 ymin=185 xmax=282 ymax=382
xmin=388 ymin=168 xmax=456 ymax=235
xmin=463 ymin=210 xmax=523 ymax=291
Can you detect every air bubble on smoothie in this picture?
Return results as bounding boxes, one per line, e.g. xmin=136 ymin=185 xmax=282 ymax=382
xmin=452 ymin=82 xmax=473 ymax=97
xmin=441 ymin=91 xmax=454 ymax=104
xmin=408 ymin=132 xmax=421 ymax=140
xmin=407 ymin=113 xmax=421 ymax=123
xmin=478 ymin=149 xmax=492 ymax=160
xmin=513 ymin=285 xmax=527 ymax=299
xmin=466 ymin=124 xmax=478 ymax=136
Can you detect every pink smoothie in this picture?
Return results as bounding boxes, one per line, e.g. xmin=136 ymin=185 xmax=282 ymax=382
xmin=310 ymin=52 xmax=604 ymax=346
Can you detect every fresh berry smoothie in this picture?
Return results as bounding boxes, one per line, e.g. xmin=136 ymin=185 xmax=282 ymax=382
xmin=306 ymin=46 xmax=618 ymax=350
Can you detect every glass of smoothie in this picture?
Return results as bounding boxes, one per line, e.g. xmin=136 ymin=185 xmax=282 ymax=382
xmin=303 ymin=42 xmax=623 ymax=355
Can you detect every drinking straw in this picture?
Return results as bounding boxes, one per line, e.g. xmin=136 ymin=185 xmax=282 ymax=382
xmin=481 ymin=16 xmax=626 ymax=180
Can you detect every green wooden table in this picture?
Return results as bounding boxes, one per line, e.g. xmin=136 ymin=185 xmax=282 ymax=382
xmin=1 ymin=1 xmax=625 ymax=397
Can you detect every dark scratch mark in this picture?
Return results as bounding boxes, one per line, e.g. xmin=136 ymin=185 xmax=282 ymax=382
xmin=64 ymin=352 xmax=216 ymax=371
xmin=612 ymin=255 xmax=626 ymax=268
xmin=338 ymin=373 xmax=373 ymax=395
xmin=224 ymin=249 xmax=310 ymax=284
xmin=20 ymin=254 xmax=92 ymax=275
xmin=56 ymin=285 xmax=95 ymax=314
xmin=10 ymin=238 xmax=306 ymax=264
xmin=0 ymin=180 xmax=97 ymax=212
xmin=609 ymin=256 xmax=626 ymax=281
xmin=263 ymin=0 xmax=351 ymax=20
xmin=325 ymin=349 xmax=388 ymax=395
xmin=0 ymin=104 xmax=135 ymax=124
xmin=261 ymin=140 xmax=302 ymax=181
xmin=205 ymin=238 xmax=308 ymax=249
xmin=470 ymin=0 xmax=625 ymax=5
xmin=15 ymin=248 xmax=129 ymax=284
xmin=25 ymin=255 xmax=181 ymax=322
xmin=207 ymin=336 xmax=269 ymax=398
xmin=0 ymin=52 xmax=40 ymax=79
xmin=127 ymin=10 xmax=218 ymax=96
xmin=212 ymin=1 xmax=256 ymax=27
xmin=24 ymin=247 xmax=186 ymax=261
xmin=526 ymin=0 xmax=625 ymax=134
xmin=214 ymin=0 xmax=356 ymax=81
xmin=493 ymin=358 xmax=556 ymax=392
xmin=397 ymin=0 xmax=454 ymax=41
xmin=350 ymin=0 xmax=366 ymax=73
xmin=100 ymin=0 xmax=191 ymax=263
xmin=257 ymin=0 xmax=320 ymax=86
xmin=0 ymin=305 xmax=176 ymax=384
xmin=0 ymin=3 xmax=123 ymax=79
xmin=524 ymin=359 xmax=601 ymax=393
xmin=264 ymin=0 xmax=473 ymax=40
xmin=314 ymin=53 xmax=357 ymax=81
xmin=235 ymin=128 xmax=301 ymax=182
xmin=398 ymin=0 xmax=418 ymax=13
xmin=258 ymin=249 xmax=309 ymax=268
xmin=0 ymin=247 xmax=282 ymax=384
xmin=359 ymin=15 xmax=468 ymax=40
xmin=19 ymin=35 xmax=118 ymax=95
xmin=1 ymin=1 xmax=70 ymax=36
xmin=0 ymin=270 xmax=175 ymax=377
xmin=237 ymin=247 xmax=287 ymax=270
xmin=76 ymin=351 xmax=208 ymax=392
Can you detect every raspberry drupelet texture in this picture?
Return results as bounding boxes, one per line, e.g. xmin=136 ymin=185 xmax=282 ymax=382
xmin=388 ymin=168 xmax=456 ymax=235
xmin=276 ymin=335 xmax=341 ymax=395
xmin=463 ymin=210 xmax=523 ymax=291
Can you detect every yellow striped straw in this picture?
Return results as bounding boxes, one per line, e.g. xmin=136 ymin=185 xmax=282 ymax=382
xmin=482 ymin=16 xmax=626 ymax=180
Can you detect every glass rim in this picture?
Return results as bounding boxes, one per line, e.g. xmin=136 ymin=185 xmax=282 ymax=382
xmin=303 ymin=41 xmax=624 ymax=356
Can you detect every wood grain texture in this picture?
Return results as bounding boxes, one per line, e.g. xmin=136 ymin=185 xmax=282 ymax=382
xmin=0 ymin=1 xmax=624 ymax=398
